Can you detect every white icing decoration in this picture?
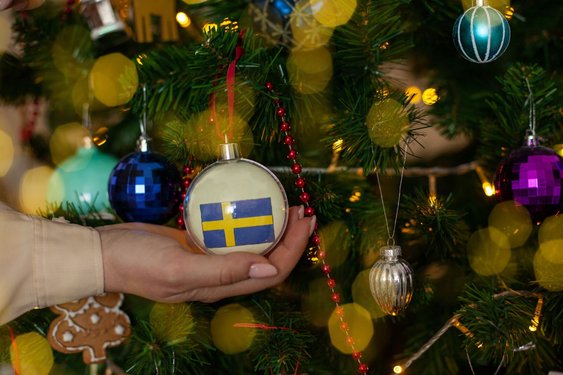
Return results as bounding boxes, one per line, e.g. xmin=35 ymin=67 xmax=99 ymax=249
xmin=115 ymin=325 xmax=124 ymax=335
xmin=90 ymin=313 xmax=101 ymax=324
xmin=62 ymin=331 xmax=74 ymax=342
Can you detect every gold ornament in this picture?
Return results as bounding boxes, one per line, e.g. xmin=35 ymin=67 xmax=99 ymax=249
xmin=10 ymin=332 xmax=54 ymax=375
xmin=369 ymin=246 xmax=414 ymax=316
xmin=131 ymin=0 xmax=179 ymax=43
xmin=366 ymin=98 xmax=410 ymax=148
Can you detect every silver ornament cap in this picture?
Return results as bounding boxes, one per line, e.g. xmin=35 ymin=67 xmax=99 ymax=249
xmin=369 ymin=245 xmax=414 ymax=316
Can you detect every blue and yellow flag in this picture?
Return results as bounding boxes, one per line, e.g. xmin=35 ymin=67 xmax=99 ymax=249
xmin=200 ymin=197 xmax=275 ymax=248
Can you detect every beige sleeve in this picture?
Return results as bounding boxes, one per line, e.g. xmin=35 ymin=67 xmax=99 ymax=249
xmin=0 ymin=203 xmax=104 ymax=324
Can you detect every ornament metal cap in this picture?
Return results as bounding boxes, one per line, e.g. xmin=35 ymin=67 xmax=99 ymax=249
xmin=219 ymin=143 xmax=241 ymax=160
xmin=380 ymin=245 xmax=402 ymax=259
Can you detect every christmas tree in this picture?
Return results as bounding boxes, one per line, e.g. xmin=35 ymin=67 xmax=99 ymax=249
xmin=0 ymin=0 xmax=561 ymax=374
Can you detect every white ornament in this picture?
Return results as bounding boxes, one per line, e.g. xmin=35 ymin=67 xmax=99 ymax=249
xmin=184 ymin=143 xmax=288 ymax=255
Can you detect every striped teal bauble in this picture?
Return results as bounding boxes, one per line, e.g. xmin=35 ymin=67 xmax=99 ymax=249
xmin=452 ymin=5 xmax=510 ymax=63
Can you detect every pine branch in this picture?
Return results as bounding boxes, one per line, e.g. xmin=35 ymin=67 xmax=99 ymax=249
xmin=401 ymin=190 xmax=470 ymax=262
xmin=478 ymin=63 xmax=562 ymax=172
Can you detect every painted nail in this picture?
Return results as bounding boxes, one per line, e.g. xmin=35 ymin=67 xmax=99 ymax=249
xmin=298 ymin=205 xmax=304 ymax=219
xmin=308 ymin=215 xmax=317 ymax=237
xmin=249 ymin=264 xmax=278 ymax=279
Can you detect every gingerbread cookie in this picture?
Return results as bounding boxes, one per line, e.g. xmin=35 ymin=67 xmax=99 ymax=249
xmin=48 ymin=293 xmax=131 ymax=364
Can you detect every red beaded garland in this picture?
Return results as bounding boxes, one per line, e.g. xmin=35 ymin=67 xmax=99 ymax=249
xmin=291 ymin=163 xmax=302 ymax=174
xmin=176 ymin=217 xmax=185 ymax=227
xmin=311 ymin=234 xmax=321 ymax=245
xmin=304 ymin=206 xmax=315 ymax=217
xmin=280 ymin=121 xmax=291 ymax=132
xmin=283 ymin=135 xmax=295 ymax=145
xmin=331 ymin=293 xmax=341 ymax=303
xmin=183 ymin=179 xmax=191 ymax=188
xmin=267 ymin=84 xmax=363 ymax=370
xmin=358 ymin=363 xmax=369 ymax=374
xmin=299 ymin=192 xmax=310 ymax=203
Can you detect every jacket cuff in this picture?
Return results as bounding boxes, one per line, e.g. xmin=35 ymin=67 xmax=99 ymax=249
xmin=33 ymin=216 xmax=104 ymax=308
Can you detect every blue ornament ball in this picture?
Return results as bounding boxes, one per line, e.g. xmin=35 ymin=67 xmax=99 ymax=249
xmin=108 ymin=151 xmax=181 ymax=224
xmin=452 ymin=5 xmax=510 ymax=63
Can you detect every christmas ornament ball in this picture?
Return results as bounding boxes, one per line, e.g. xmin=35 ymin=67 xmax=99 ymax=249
xmin=452 ymin=5 xmax=510 ymax=63
xmin=47 ymin=145 xmax=118 ymax=212
xmin=108 ymin=151 xmax=181 ymax=224
xmin=184 ymin=143 xmax=288 ymax=255
xmin=494 ymin=144 xmax=563 ymax=223
xmin=369 ymin=246 xmax=414 ymax=316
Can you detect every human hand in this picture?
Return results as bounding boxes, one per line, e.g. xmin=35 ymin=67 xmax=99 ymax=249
xmin=97 ymin=206 xmax=315 ymax=303
xmin=0 ymin=0 xmax=44 ymax=11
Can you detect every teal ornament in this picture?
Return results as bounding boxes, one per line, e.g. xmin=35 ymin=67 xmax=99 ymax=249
xmin=47 ymin=146 xmax=118 ymax=212
xmin=452 ymin=5 xmax=510 ymax=63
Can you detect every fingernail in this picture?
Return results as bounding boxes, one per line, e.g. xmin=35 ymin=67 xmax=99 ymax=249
xmin=249 ymin=264 xmax=278 ymax=279
xmin=308 ymin=215 xmax=317 ymax=237
xmin=298 ymin=205 xmax=304 ymax=219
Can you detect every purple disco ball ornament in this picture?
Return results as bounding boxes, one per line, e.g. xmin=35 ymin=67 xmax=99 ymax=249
xmin=494 ymin=139 xmax=563 ymax=223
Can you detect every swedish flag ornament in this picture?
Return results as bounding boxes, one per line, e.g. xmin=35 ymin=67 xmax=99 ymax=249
xmin=452 ymin=3 xmax=510 ymax=63
xmin=184 ymin=143 xmax=288 ymax=255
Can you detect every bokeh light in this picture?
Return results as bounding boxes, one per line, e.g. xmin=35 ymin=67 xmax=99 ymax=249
xmin=49 ymin=123 xmax=90 ymax=165
xmin=46 ymin=146 xmax=118 ymax=212
xmin=310 ymin=0 xmax=357 ymax=27
xmin=212 ymin=82 xmax=257 ymax=122
xmin=176 ymin=12 xmax=191 ymax=28
xmin=422 ymin=88 xmax=439 ymax=105
xmin=366 ymin=98 xmax=410 ymax=148
xmin=290 ymin=0 xmax=334 ymax=49
xmin=533 ymin=251 xmax=563 ymax=291
xmin=404 ymin=86 xmax=422 ymax=104
xmin=467 ymin=227 xmax=511 ymax=276
xmin=150 ymin=303 xmax=194 ymax=342
xmin=488 ymin=201 xmax=532 ymax=248
xmin=0 ymin=11 xmax=12 ymax=53
xmin=319 ymin=220 xmax=351 ymax=267
xmin=178 ymin=108 xmax=254 ymax=161
xmin=19 ymin=166 xmax=56 ymax=214
xmin=10 ymin=332 xmax=54 ymax=375
xmin=302 ymin=278 xmax=338 ymax=327
xmin=351 ymin=269 xmax=386 ymax=319
xmin=538 ymin=215 xmax=563 ymax=264
xmin=211 ymin=303 xmax=256 ymax=354
xmin=462 ymin=0 xmax=510 ymax=13
xmin=287 ymin=47 xmax=333 ymax=94
xmin=89 ymin=53 xmax=139 ymax=107
xmin=0 ymin=129 xmax=14 ymax=177
xmin=328 ymin=303 xmax=373 ymax=354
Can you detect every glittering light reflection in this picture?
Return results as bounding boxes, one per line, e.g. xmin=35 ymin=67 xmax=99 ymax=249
xmin=538 ymin=215 xmax=563 ymax=264
xmin=176 ymin=12 xmax=191 ymax=28
xmin=310 ymin=0 xmax=357 ymax=27
xmin=287 ymin=47 xmax=333 ymax=94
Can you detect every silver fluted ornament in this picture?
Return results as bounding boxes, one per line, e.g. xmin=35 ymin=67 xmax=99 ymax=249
xmin=369 ymin=245 xmax=414 ymax=316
